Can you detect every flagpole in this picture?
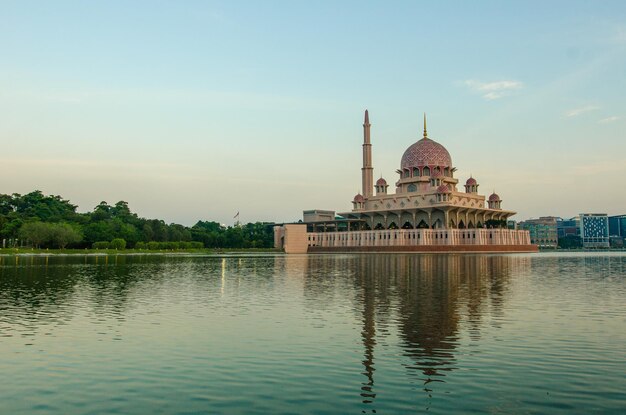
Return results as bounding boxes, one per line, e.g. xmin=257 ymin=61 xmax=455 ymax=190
xmin=234 ymin=211 xmax=240 ymax=227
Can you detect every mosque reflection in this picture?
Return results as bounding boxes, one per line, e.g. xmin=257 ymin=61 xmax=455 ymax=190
xmin=302 ymin=254 xmax=530 ymax=412
xmin=1 ymin=253 xmax=531 ymax=413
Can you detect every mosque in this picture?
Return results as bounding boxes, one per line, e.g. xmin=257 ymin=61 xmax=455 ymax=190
xmin=274 ymin=111 xmax=536 ymax=253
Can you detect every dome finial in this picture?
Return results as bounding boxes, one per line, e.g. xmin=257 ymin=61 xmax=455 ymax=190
xmin=423 ymin=112 xmax=428 ymax=139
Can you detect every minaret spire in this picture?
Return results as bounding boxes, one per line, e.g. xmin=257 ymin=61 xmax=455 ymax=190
xmin=361 ymin=109 xmax=374 ymax=199
xmin=423 ymin=112 xmax=428 ymax=139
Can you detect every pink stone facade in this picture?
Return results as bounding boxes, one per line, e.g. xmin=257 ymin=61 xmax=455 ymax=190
xmin=307 ymin=228 xmax=531 ymax=248
xmin=275 ymin=111 xmax=535 ymax=253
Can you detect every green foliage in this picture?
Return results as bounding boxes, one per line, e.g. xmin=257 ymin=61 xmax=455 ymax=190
xmin=110 ymin=238 xmax=127 ymax=250
xmin=19 ymin=222 xmax=51 ymax=248
xmin=19 ymin=221 xmax=82 ymax=248
xmin=190 ymin=221 xmax=274 ymax=249
xmin=147 ymin=241 xmax=160 ymax=250
xmin=1 ymin=190 xmax=275 ymax=250
xmin=49 ymin=223 xmax=82 ymax=248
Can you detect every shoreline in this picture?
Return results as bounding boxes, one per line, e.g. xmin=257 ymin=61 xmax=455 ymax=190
xmin=1 ymin=247 xmax=625 ymax=257
xmin=0 ymin=248 xmax=281 ymax=256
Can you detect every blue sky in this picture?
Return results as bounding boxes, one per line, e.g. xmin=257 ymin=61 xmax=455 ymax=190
xmin=1 ymin=1 xmax=625 ymax=225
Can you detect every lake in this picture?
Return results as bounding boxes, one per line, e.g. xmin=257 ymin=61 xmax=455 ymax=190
xmin=1 ymin=253 xmax=625 ymax=414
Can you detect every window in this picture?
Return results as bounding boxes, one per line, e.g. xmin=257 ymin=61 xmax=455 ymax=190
xmin=408 ymin=184 xmax=417 ymax=192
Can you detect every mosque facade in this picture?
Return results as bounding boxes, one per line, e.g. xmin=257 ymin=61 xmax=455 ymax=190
xmin=275 ymin=111 xmax=536 ymax=253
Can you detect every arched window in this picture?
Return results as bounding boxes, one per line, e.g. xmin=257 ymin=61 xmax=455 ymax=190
xmin=408 ymin=184 xmax=417 ymax=192
xmin=413 ymin=168 xmax=419 ymax=177
xmin=404 ymin=169 xmax=410 ymax=178
xmin=423 ymin=166 xmax=430 ymax=176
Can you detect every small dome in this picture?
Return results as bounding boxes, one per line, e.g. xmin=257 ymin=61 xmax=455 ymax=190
xmin=376 ymin=177 xmax=387 ymax=186
xmin=488 ymin=192 xmax=501 ymax=202
xmin=466 ymin=177 xmax=477 ymax=185
xmin=436 ymin=184 xmax=451 ymax=194
xmin=353 ymin=193 xmax=364 ymax=203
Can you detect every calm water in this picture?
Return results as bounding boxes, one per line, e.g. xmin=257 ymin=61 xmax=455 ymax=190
xmin=0 ymin=253 xmax=625 ymax=414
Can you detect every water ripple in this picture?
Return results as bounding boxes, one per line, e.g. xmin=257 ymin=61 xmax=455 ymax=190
xmin=0 ymin=253 xmax=624 ymax=414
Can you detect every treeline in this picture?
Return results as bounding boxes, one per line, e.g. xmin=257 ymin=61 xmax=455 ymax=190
xmin=0 ymin=191 xmax=275 ymax=249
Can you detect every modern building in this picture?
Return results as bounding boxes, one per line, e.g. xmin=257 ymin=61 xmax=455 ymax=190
xmin=518 ymin=217 xmax=558 ymax=248
xmin=608 ymin=215 xmax=626 ymax=237
xmin=579 ymin=213 xmax=609 ymax=249
xmin=557 ymin=217 xmax=580 ymax=239
xmin=275 ymin=111 xmax=536 ymax=253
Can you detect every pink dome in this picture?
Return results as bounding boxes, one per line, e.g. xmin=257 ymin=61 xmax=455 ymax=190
xmin=436 ymin=184 xmax=451 ymax=193
xmin=488 ymin=193 xmax=501 ymax=202
xmin=376 ymin=177 xmax=387 ymax=186
xmin=401 ymin=138 xmax=452 ymax=170
xmin=353 ymin=193 xmax=364 ymax=203
xmin=466 ymin=177 xmax=477 ymax=185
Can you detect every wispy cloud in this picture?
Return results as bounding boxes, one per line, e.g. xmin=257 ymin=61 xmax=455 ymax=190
xmin=598 ymin=115 xmax=620 ymax=124
xmin=564 ymin=105 xmax=599 ymax=118
xmin=614 ymin=25 xmax=626 ymax=43
xmin=574 ymin=161 xmax=626 ymax=175
xmin=463 ymin=80 xmax=523 ymax=100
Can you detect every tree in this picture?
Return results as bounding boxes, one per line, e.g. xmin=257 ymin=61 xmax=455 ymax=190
xmin=19 ymin=222 xmax=51 ymax=248
xmin=110 ymin=238 xmax=127 ymax=250
xmin=92 ymin=201 xmax=112 ymax=221
xmin=49 ymin=223 xmax=82 ymax=249
xmin=0 ymin=194 xmax=15 ymax=215
xmin=83 ymin=221 xmax=116 ymax=245
xmin=12 ymin=191 xmax=78 ymax=222
xmin=112 ymin=201 xmax=131 ymax=216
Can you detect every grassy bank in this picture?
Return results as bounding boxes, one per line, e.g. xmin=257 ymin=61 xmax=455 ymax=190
xmin=0 ymin=247 xmax=281 ymax=255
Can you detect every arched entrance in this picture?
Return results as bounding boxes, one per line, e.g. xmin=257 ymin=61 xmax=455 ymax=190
xmin=416 ymin=220 xmax=429 ymax=229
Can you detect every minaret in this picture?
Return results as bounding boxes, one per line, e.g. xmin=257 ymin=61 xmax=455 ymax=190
xmin=362 ymin=110 xmax=374 ymax=198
